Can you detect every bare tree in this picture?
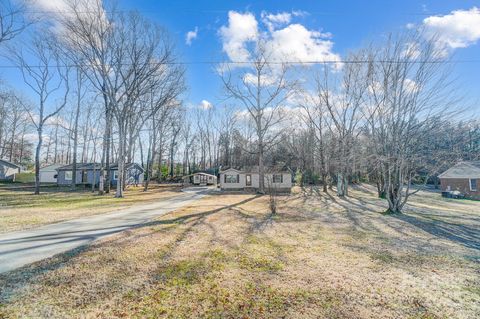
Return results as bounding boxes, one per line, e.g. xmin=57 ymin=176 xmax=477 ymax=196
xmin=366 ymin=31 xmax=459 ymax=213
xmin=315 ymin=52 xmax=372 ymax=196
xmin=221 ymin=43 xmax=296 ymax=193
xmin=8 ymin=34 xmax=70 ymax=194
xmin=0 ymin=0 xmax=28 ymax=45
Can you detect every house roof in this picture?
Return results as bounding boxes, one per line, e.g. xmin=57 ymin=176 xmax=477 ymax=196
xmin=192 ymin=172 xmax=217 ymax=178
xmin=57 ymin=162 xmax=144 ymax=172
xmin=40 ymin=164 xmax=64 ymax=172
xmin=438 ymin=161 xmax=480 ymax=179
xmin=57 ymin=163 xmax=102 ymax=171
xmin=110 ymin=163 xmax=144 ymax=172
xmin=0 ymin=159 xmax=21 ymax=169
xmin=220 ymin=166 xmax=291 ymax=174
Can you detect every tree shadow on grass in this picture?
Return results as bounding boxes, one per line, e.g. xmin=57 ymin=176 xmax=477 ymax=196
xmin=0 ymin=194 xmax=262 ymax=304
xmin=393 ymin=212 xmax=480 ymax=251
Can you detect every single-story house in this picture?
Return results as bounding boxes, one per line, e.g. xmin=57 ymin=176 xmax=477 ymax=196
xmin=0 ymin=159 xmax=21 ymax=181
xmin=192 ymin=172 xmax=216 ymax=185
xmin=56 ymin=163 xmax=144 ymax=187
xmin=219 ymin=167 xmax=292 ymax=192
xmin=39 ymin=164 xmax=64 ymax=183
xmin=182 ymin=172 xmax=217 ymax=186
xmin=438 ymin=161 xmax=480 ymax=200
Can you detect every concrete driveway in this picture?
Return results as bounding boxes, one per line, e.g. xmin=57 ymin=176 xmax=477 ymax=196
xmin=0 ymin=187 xmax=211 ymax=274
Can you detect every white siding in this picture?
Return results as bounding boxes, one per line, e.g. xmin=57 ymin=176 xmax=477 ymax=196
xmin=39 ymin=171 xmax=57 ymax=183
xmin=220 ymin=171 xmax=245 ymax=189
xmin=220 ymin=171 xmax=292 ymax=191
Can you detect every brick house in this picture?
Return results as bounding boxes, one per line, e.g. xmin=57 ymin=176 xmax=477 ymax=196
xmin=438 ymin=161 xmax=480 ymax=200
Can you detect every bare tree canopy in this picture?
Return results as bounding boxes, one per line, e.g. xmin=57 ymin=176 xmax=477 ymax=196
xmin=0 ymin=0 xmax=28 ymax=44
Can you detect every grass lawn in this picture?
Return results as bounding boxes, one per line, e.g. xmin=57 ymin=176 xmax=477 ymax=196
xmin=0 ymin=185 xmax=479 ymax=318
xmin=0 ymin=184 xmax=182 ymax=233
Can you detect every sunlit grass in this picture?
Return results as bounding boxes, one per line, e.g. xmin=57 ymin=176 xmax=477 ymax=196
xmin=0 ymin=186 xmax=479 ymax=318
xmin=0 ymin=184 xmax=181 ymax=233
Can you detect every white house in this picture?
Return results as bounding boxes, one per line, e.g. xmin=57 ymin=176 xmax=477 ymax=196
xmin=192 ymin=172 xmax=217 ymax=186
xmin=0 ymin=159 xmax=21 ymax=181
xmin=39 ymin=164 xmax=63 ymax=183
xmin=219 ymin=167 xmax=292 ymax=192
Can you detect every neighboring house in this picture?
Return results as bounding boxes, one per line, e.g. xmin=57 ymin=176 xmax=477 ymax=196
xmin=56 ymin=163 xmax=144 ymax=187
xmin=438 ymin=161 xmax=480 ymax=200
xmin=0 ymin=159 xmax=21 ymax=181
xmin=182 ymin=172 xmax=217 ymax=186
xmin=219 ymin=167 xmax=292 ymax=192
xmin=192 ymin=172 xmax=217 ymax=185
xmin=39 ymin=164 xmax=63 ymax=183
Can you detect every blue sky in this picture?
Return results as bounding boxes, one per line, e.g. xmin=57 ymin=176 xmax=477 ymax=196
xmin=118 ymin=0 xmax=480 ymax=111
xmin=2 ymin=0 xmax=480 ymax=113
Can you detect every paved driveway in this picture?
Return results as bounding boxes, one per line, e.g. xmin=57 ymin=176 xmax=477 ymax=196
xmin=0 ymin=187 xmax=210 ymax=274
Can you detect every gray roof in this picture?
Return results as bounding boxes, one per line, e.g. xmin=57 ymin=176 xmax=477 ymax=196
xmin=40 ymin=164 xmax=65 ymax=172
xmin=192 ymin=172 xmax=216 ymax=177
xmin=57 ymin=162 xmax=144 ymax=172
xmin=0 ymin=159 xmax=21 ymax=169
xmin=438 ymin=161 xmax=480 ymax=179
xmin=57 ymin=163 xmax=102 ymax=171
xmin=221 ymin=165 xmax=291 ymax=174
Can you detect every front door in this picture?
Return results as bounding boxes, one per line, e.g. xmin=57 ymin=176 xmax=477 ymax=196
xmin=246 ymin=174 xmax=252 ymax=187
xmin=199 ymin=174 xmax=207 ymax=185
xmin=82 ymin=170 xmax=88 ymax=183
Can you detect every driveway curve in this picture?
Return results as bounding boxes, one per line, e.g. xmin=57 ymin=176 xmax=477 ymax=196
xmin=0 ymin=187 xmax=211 ymax=274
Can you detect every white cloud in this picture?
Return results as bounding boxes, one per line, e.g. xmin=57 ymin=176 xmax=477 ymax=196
xmin=423 ymin=7 xmax=480 ymax=50
xmin=199 ymin=100 xmax=213 ymax=110
xmin=266 ymin=23 xmax=339 ymax=64
xmin=30 ymin=0 xmax=70 ymax=13
xmin=219 ymin=11 xmax=340 ymax=66
xmin=402 ymin=41 xmax=421 ymax=59
xmin=404 ymin=78 xmax=419 ymax=94
xmin=29 ymin=0 xmax=107 ymax=36
xmin=261 ymin=11 xmax=292 ymax=32
xmin=219 ymin=11 xmax=258 ymax=61
xmin=185 ymin=27 xmax=198 ymax=45
xmin=243 ymin=72 xmax=276 ymax=86
xmin=406 ymin=23 xmax=415 ymax=29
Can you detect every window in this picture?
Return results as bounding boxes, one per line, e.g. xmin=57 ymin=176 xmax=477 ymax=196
xmin=65 ymin=171 xmax=72 ymax=181
xmin=113 ymin=170 xmax=119 ymax=180
xmin=470 ymin=179 xmax=477 ymax=191
xmin=272 ymin=174 xmax=283 ymax=183
xmin=224 ymin=174 xmax=239 ymax=183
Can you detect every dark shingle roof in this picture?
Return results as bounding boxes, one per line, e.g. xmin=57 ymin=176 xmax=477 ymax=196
xmin=0 ymin=159 xmax=21 ymax=169
xmin=57 ymin=162 xmax=144 ymax=172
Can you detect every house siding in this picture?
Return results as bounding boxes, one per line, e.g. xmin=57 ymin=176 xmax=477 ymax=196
xmin=220 ymin=171 xmax=292 ymax=192
xmin=57 ymin=170 xmax=101 ymax=186
xmin=57 ymin=163 xmax=143 ymax=187
xmin=192 ymin=173 xmax=217 ymax=185
xmin=440 ymin=178 xmax=480 ymax=200
xmin=220 ymin=171 xmax=245 ymax=190
xmin=0 ymin=163 xmax=20 ymax=180
xmin=39 ymin=171 xmax=57 ymax=183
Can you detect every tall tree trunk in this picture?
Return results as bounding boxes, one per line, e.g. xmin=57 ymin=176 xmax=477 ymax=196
xmin=115 ymin=123 xmax=125 ymax=198
xmin=34 ymin=126 xmax=43 ymax=195
xmin=258 ymin=142 xmax=265 ymax=194
xmin=71 ymin=72 xmax=82 ymax=191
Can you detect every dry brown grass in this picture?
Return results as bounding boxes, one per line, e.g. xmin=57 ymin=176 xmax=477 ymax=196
xmin=0 ymin=184 xmax=182 ymax=233
xmin=0 ymin=185 xmax=479 ymax=318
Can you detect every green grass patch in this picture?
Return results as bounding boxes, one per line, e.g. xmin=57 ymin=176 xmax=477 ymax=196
xmin=13 ymin=172 xmax=35 ymax=183
xmin=371 ymin=251 xmax=396 ymax=264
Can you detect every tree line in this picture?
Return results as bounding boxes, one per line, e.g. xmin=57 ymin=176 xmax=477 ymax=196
xmin=0 ymin=1 xmax=478 ymax=213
